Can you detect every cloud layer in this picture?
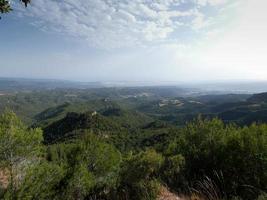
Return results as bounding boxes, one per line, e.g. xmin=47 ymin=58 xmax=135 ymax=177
xmin=14 ymin=0 xmax=234 ymax=48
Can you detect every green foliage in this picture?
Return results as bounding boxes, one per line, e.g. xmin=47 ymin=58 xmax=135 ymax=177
xmin=0 ymin=0 xmax=30 ymax=19
xmin=65 ymin=164 xmax=95 ymax=200
xmin=45 ymin=134 xmax=122 ymax=199
xmin=0 ymin=0 xmax=12 ymax=14
xmin=0 ymin=111 xmax=43 ymax=166
xmin=0 ymin=90 xmax=267 ymax=200
xmin=166 ymin=117 xmax=267 ymax=199
xmin=43 ymin=112 xmax=122 ymax=143
xmin=131 ymin=179 xmax=161 ymax=200
xmin=75 ymin=134 xmax=121 ymax=181
xmin=14 ymin=162 xmax=65 ymax=200
xmin=257 ymin=193 xmax=267 ymax=200
xmin=121 ymin=149 xmax=163 ymax=183
xmin=0 ymin=111 xmax=44 ymax=197
xmin=161 ymin=154 xmax=186 ymax=191
xmin=115 ymin=149 xmax=163 ymax=200
xmin=0 ymin=87 xmax=265 ymax=128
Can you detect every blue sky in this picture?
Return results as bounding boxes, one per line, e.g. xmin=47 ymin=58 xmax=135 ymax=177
xmin=1 ymin=0 xmax=267 ymax=82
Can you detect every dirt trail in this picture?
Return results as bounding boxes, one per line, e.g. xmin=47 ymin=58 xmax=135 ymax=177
xmin=158 ymin=187 xmax=183 ymax=200
xmin=0 ymin=169 xmax=9 ymax=188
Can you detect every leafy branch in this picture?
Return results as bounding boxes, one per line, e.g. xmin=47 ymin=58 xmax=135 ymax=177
xmin=0 ymin=0 xmax=30 ymax=19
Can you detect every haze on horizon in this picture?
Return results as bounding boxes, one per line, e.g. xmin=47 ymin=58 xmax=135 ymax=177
xmin=1 ymin=0 xmax=267 ymax=83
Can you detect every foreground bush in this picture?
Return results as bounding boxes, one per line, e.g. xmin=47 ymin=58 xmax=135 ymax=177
xmin=114 ymin=149 xmax=163 ymax=200
xmin=165 ymin=118 xmax=267 ymax=200
xmin=0 ymin=111 xmax=44 ymax=199
xmin=0 ymin=112 xmax=266 ymax=200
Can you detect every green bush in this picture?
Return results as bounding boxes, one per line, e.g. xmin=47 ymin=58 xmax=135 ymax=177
xmin=0 ymin=111 xmax=44 ymax=199
xmin=165 ymin=118 xmax=267 ymax=199
xmin=161 ymin=154 xmax=186 ymax=191
xmin=65 ymin=164 xmax=95 ymax=200
xmin=14 ymin=162 xmax=65 ymax=200
xmin=1 ymin=112 xmax=266 ymax=200
xmin=116 ymin=149 xmax=163 ymax=200
xmin=134 ymin=179 xmax=161 ymax=200
xmin=257 ymin=193 xmax=267 ymax=200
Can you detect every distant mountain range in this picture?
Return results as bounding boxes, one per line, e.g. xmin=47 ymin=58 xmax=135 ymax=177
xmin=1 ymin=77 xmax=267 ymax=94
xmin=0 ymin=77 xmax=104 ymax=91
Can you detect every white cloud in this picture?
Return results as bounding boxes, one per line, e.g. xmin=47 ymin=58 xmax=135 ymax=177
xmin=13 ymin=0 xmax=236 ymax=49
xmin=187 ymin=0 xmax=267 ymax=80
xmin=197 ymin=0 xmax=228 ymax=6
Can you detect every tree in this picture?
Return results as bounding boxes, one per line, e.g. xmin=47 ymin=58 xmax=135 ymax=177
xmin=165 ymin=117 xmax=267 ymax=199
xmin=0 ymin=0 xmax=11 ymax=14
xmin=71 ymin=134 xmax=122 ymax=198
xmin=65 ymin=164 xmax=95 ymax=200
xmin=0 ymin=111 xmax=43 ymax=198
xmin=118 ymin=149 xmax=164 ymax=200
xmin=0 ymin=0 xmax=30 ymax=18
xmin=46 ymin=134 xmax=122 ymax=200
xmin=15 ymin=162 xmax=65 ymax=200
xmin=20 ymin=0 xmax=30 ymax=7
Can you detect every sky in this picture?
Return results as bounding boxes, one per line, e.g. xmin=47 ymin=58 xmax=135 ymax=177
xmin=0 ymin=0 xmax=267 ymax=83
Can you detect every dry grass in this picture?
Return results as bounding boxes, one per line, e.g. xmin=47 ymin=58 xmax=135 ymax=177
xmin=0 ymin=169 xmax=9 ymax=189
xmin=157 ymin=186 xmax=207 ymax=200
xmin=189 ymin=174 xmax=225 ymax=200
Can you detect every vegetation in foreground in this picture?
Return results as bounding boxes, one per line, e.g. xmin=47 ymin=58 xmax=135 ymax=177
xmin=0 ymin=111 xmax=266 ymax=200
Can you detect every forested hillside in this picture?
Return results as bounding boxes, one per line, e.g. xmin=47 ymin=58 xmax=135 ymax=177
xmin=0 ymin=86 xmax=266 ymax=199
xmin=0 ymin=111 xmax=266 ymax=200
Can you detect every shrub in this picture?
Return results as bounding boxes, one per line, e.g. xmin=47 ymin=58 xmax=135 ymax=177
xmin=165 ymin=118 xmax=267 ymax=199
